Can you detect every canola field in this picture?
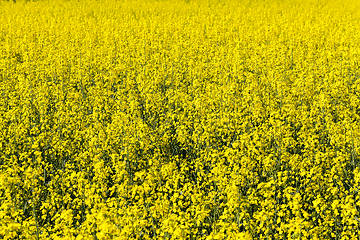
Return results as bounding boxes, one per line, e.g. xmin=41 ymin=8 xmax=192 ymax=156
xmin=1 ymin=0 xmax=360 ymax=239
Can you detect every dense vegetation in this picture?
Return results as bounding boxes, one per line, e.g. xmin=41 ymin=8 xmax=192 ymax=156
xmin=1 ymin=0 xmax=360 ymax=239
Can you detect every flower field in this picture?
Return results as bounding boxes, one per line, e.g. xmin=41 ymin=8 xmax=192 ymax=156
xmin=1 ymin=0 xmax=360 ymax=239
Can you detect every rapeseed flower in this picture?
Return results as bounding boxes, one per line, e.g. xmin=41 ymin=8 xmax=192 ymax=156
xmin=1 ymin=0 xmax=360 ymax=239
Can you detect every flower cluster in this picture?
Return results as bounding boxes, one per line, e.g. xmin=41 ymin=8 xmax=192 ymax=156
xmin=1 ymin=0 xmax=360 ymax=239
